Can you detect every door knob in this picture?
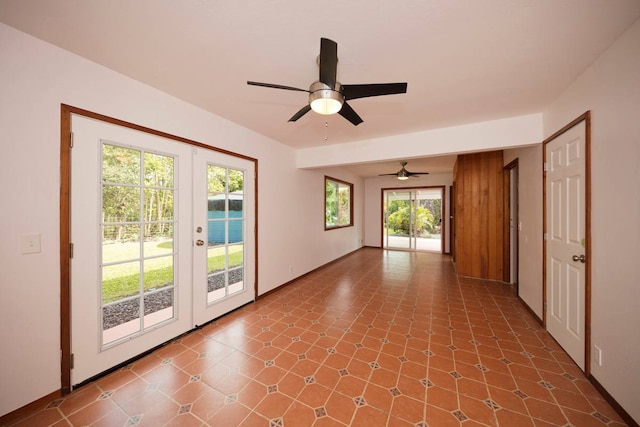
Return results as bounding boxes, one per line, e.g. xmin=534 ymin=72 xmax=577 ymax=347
xmin=196 ymin=239 xmax=205 ymax=246
xmin=572 ymin=254 xmax=586 ymax=263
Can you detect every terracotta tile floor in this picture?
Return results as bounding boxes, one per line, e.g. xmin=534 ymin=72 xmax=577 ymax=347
xmin=10 ymin=249 xmax=627 ymax=426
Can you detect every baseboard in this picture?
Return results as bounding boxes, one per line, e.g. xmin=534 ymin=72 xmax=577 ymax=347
xmin=517 ymin=295 xmax=544 ymax=326
xmin=258 ymin=246 xmax=367 ymax=300
xmin=516 ymin=298 xmax=636 ymax=425
xmin=588 ymin=374 xmax=638 ymax=427
xmin=0 ymin=389 xmax=61 ymax=426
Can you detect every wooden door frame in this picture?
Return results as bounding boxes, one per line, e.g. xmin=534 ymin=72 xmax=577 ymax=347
xmin=450 ymin=184 xmax=455 ymax=258
xmin=542 ymin=111 xmax=591 ymax=374
xmin=503 ymin=159 xmax=519 ymax=288
xmin=380 ymin=185 xmax=446 ymax=253
xmin=59 ymin=104 xmax=259 ymax=394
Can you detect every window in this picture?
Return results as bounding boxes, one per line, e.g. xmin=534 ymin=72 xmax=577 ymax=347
xmin=325 ymin=176 xmax=353 ymax=229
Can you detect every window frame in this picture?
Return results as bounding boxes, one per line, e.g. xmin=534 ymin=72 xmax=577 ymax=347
xmin=324 ymin=175 xmax=354 ymax=230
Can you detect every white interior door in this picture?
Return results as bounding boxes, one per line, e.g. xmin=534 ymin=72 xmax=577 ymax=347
xmin=192 ymin=148 xmax=255 ymax=326
xmin=545 ymin=120 xmax=586 ymax=370
xmin=70 ymin=115 xmax=255 ymax=386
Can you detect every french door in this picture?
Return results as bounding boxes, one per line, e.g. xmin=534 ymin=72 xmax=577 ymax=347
xmin=382 ymin=187 xmax=443 ymax=252
xmin=70 ymin=114 xmax=254 ymax=386
xmin=192 ymin=148 xmax=255 ymax=326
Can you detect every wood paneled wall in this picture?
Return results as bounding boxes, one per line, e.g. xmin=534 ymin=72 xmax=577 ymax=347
xmin=453 ymin=151 xmax=504 ymax=280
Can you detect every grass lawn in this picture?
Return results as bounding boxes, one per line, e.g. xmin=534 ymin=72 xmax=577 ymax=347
xmin=102 ymin=240 xmax=243 ymax=303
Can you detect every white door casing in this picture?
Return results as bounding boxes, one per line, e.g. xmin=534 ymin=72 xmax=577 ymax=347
xmin=545 ymin=119 xmax=587 ymax=370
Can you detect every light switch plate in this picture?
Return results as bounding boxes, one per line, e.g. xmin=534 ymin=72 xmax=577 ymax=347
xmin=20 ymin=234 xmax=41 ymax=254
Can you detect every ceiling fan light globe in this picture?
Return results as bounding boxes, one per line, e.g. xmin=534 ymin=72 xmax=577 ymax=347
xmin=310 ymin=96 xmax=343 ymax=115
xmin=397 ymin=167 xmax=410 ymax=180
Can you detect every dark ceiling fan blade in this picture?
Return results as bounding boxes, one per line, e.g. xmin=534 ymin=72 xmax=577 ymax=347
xmin=407 ymin=171 xmax=430 ymax=175
xmin=338 ymin=101 xmax=363 ymax=126
xmin=319 ymin=38 xmax=338 ymax=89
xmin=378 ymin=173 xmax=400 ymax=176
xmin=247 ymin=81 xmax=309 ymax=92
xmin=288 ymin=105 xmax=312 ymax=122
xmin=341 ymin=83 xmax=408 ymax=100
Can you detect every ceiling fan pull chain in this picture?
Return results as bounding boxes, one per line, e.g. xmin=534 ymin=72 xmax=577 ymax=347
xmin=324 ymin=121 xmax=328 ymax=141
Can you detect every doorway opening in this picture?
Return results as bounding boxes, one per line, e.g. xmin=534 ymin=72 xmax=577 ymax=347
xmin=382 ymin=186 xmax=444 ymax=252
xmin=60 ymin=105 xmax=258 ymax=393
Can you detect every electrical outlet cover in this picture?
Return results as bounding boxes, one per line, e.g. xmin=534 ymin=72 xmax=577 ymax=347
xmin=20 ymin=234 xmax=41 ymax=254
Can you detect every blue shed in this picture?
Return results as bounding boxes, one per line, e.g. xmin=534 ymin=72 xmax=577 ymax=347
xmin=207 ymin=193 xmax=243 ymax=244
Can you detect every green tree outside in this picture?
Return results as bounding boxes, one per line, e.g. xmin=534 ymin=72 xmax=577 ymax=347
xmin=102 ymin=144 xmax=175 ymax=242
xmin=208 ymin=165 xmax=244 ymax=193
xmin=384 ymin=197 xmax=441 ymax=236
xmin=326 ymin=179 xmax=351 ymax=226
xmin=387 ymin=205 xmax=434 ymax=236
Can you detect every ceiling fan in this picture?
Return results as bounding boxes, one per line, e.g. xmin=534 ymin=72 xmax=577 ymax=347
xmin=247 ymin=38 xmax=407 ymax=126
xmin=379 ymin=162 xmax=429 ymax=180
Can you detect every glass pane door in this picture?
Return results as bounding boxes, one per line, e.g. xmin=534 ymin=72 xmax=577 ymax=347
xmin=101 ymin=144 xmax=177 ymax=347
xmin=70 ymin=115 xmax=193 ymax=386
xmin=383 ymin=188 xmax=443 ymax=252
xmin=384 ymin=191 xmax=413 ymax=249
xmin=70 ymin=115 xmax=256 ymax=386
xmin=206 ymin=165 xmax=245 ymax=303
xmin=193 ymin=149 xmax=255 ymax=327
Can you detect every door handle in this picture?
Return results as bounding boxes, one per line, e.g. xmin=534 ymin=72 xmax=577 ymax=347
xmin=572 ymin=254 xmax=586 ymax=263
xmin=196 ymin=239 xmax=205 ymax=246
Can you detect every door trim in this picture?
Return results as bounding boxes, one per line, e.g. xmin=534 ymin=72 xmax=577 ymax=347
xmin=450 ymin=184 xmax=455 ymax=259
xmin=59 ymin=104 xmax=259 ymax=394
xmin=542 ymin=111 xmax=591 ymax=374
xmin=503 ymin=159 xmax=519 ymax=287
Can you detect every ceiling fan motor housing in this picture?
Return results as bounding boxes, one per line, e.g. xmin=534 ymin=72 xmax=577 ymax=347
xmin=309 ymin=81 xmax=344 ymax=115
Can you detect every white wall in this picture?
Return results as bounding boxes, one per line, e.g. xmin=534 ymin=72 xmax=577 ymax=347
xmin=253 ymin=155 xmax=364 ymax=293
xmin=503 ymin=145 xmax=543 ymax=317
xmin=297 ymin=113 xmax=543 ymax=169
xmin=261 ymin=165 xmax=364 ymax=288
xmin=0 ymin=23 xmax=362 ymax=416
xmin=364 ymin=174 xmax=453 ymax=252
xmin=542 ymin=19 xmax=640 ymax=423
